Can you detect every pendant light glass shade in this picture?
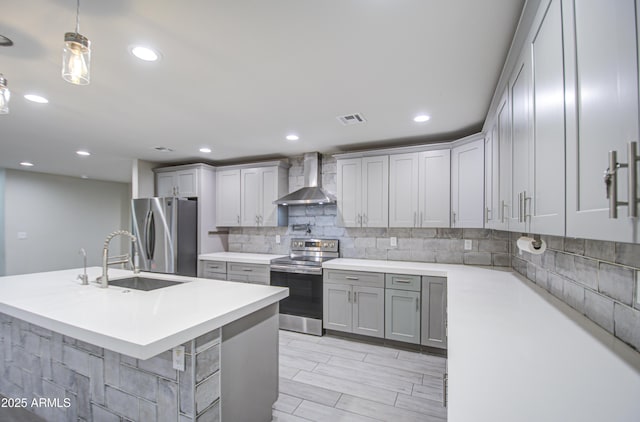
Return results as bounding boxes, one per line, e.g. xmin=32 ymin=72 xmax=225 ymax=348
xmin=62 ymin=0 xmax=91 ymax=85
xmin=62 ymin=32 xmax=91 ymax=85
xmin=0 ymin=74 xmax=9 ymax=114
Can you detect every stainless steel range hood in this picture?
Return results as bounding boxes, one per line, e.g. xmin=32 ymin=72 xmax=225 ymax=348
xmin=274 ymin=152 xmax=336 ymax=205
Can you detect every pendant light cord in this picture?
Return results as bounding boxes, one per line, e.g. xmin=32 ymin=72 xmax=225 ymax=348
xmin=75 ymin=0 xmax=80 ymax=34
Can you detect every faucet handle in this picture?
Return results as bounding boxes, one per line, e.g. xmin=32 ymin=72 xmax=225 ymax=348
xmin=77 ymin=274 xmax=89 ymax=285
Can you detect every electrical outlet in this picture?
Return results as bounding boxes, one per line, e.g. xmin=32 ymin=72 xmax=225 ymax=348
xmin=390 ymin=237 xmax=397 ymax=247
xmin=275 ymin=235 xmax=281 ymax=244
xmin=464 ymin=239 xmax=472 ymax=250
xmin=172 ymin=346 xmax=185 ymax=371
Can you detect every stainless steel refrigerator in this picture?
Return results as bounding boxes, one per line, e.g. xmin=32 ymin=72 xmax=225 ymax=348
xmin=131 ymin=197 xmax=197 ymax=276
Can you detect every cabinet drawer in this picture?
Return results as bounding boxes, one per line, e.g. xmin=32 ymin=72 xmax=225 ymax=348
xmin=227 ymin=262 xmax=269 ymax=284
xmin=385 ymin=273 xmax=421 ymax=291
xmin=324 ymin=269 xmax=384 ymax=288
xmin=203 ymin=261 xmax=226 ymax=274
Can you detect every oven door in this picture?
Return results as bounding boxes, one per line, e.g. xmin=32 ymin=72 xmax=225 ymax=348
xmin=270 ymin=270 xmax=323 ymax=320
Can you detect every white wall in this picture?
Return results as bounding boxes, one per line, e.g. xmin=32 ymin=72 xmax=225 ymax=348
xmin=131 ymin=159 xmax=156 ymax=199
xmin=3 ymin=170 xmax=131 ymax=276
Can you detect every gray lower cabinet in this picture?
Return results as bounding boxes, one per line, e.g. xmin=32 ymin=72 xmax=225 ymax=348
xmin=421 ymin=276 xmax=447 ymax=349
xmin=323 ymin=270 xmax=384 ymax=338
xmin=385 ymin=289 xmax=421 ymax=344
xmin=384 ymin=273 xmax=421 ymax=344
xmin=226 ymin=262 xmax=270 ymax=285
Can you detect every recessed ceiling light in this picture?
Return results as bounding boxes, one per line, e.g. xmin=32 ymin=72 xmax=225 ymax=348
xmin=76 ymin=150 xmax=90 ymax=156
xmin=286 ymin=134 xmax=299 ymax=141
xmin=413 ymin=114 xmax=431 ymax=123
xmin=199 ymin=147 xmax=212 ymax=153
xmin=131 ymin=46 xmax=160 ymax=62
xmin=154 ymin=147 xmax=173 ymax=152
xmin=24 ymin=94 xmax=49 ymax=104
xmin=20 ymin=161 xmax=34 ymax=167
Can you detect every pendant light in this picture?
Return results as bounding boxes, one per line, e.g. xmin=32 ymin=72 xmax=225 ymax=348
xmin=62 ymin=0 xmax=91 ymax=85
xmin=0 ymin=74 xmax=9 ymax=114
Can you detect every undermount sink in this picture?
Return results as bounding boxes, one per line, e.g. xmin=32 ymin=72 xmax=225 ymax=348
xmin=109 ymin=277 xmax=182 ymax=291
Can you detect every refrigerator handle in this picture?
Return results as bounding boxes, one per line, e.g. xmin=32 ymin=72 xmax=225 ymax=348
xmin=145 ymin=210 xmax=155 ymax=260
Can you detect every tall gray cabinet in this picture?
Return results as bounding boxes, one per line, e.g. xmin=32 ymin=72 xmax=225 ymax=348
xmin=421 ymin=276 xmax=447 ymax=349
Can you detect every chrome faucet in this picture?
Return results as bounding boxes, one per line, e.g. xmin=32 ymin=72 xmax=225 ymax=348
xmin=99 ymin=230 xmax=140 ymax=288
xmin=77 ymin=248 xmax=89 ymax=285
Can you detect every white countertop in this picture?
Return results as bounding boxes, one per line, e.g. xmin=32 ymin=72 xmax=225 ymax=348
xmin=198 ymin=252 xmax=286 ymax=265
xmin=0 ymin=267 xmax=288 ymax=360
xmin=323 ymin=258 xmax=640 ymax=422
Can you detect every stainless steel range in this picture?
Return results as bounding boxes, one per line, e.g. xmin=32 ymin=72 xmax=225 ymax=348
xmin=270 ymin=238 xmax=339 ymax=336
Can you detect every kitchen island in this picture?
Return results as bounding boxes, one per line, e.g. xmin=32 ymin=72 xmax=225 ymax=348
xmin=0 ymin=267 xmax=288 ymax=422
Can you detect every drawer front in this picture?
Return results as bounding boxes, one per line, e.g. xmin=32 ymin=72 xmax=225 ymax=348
xmin=227 ymin=262 xmax=269 ymax=279
xmin=203 ymin=261 xmax=226 ymax=273
xmin=323 ymin=269 xmax=384 ymax=288
xmin=385 ymin=273 xmax=421 ymax=291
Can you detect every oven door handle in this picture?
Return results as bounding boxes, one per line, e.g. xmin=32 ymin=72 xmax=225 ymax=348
xmin=270 ymin=265 xmax=323 ymax=276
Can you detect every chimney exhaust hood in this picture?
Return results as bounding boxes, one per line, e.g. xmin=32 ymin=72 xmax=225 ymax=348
xmin=273 ymin=152 xmax=336 ymax=206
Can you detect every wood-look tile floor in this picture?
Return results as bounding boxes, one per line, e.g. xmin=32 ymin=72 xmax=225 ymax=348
xmin=273 ymin=330 xmax=447 ymax=422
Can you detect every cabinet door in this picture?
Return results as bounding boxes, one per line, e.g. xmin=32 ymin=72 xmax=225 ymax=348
xmin=509 ymin=56 xmax=532 ymax=233
xmin=176 ymin=169 xmax=199 ymax=197
xmin=361 ymin=156 xmax=389 ymax=227
xmin=451 ymin=139 xmax=485 ymax=228
xmin=352 ymin=286 xmax=384 ymax=338
xmin=336 ymin=158 xmax=362 ymax=227
xmin=323 ymin=283 xmax=352 ymax=333
xmin=484 ymin=133 xmax=493 ymax=228
xmin=389 ymin=153 xmax=419 ymax=227
xmin=530 ymin=0 xmax=565 ymax=236
xmin=564 ymin=0 xmax=640 ymax=242
xmin=156 ymin=172 xmax=176 ymax=197
xmin=418 ymin=149 xmax=451 ymax=227
xmin=216 ymin=169 xmax=241 ymax=227
xmin=497 ymin=90 xmax=512 ymax=230
xmin=240 ymin=168 xmax=260 ymax=226
xmin=259 ymin=167 xmax=278 ymax=226
xmin=421 ymin=276 xmax=447 ymax=349
xmin=385 ymin=289 xmax=420 ymax=344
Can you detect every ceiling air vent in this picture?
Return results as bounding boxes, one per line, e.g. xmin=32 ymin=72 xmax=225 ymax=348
xmin=337 ymin=113 xmax=366 ymax=126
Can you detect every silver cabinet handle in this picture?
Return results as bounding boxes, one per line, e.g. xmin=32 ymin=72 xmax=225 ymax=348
xmin=605 ymin=142 xmax=640 ymax=218
xmin=452 ymin=211 xmax=456 ymax=226
xmin=209 ymin=265 xmax=219 ymax=269
xmin=394 ymin=279 xmax=412 ymax=283
xmin=348 ymin=291 xmax=351 ymax=303
xmin=237 ymin=215 xmax=240 ymax=224
xmin=443 ymin=373 xmax=448 ymax=407
xmin=416 ymin=297 xmax=419 ymax=312
xmin=420 ymin=212 xmax=423 ymax=227
xmin=501 ymin=200 xmax=506 ymax=223
xmin=345 ymin=276 xmax=359 ymax=280
xmin=485 ymin=206 xmax=490 ymax=223
xmin=354 ymin=292 xmax=357 ymax=303
xmin=518 ymin=191 xmax=523 ymax=223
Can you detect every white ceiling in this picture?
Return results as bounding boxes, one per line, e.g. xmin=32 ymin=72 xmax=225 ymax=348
xmin=1 ymin=0 xmax=524 ymax=183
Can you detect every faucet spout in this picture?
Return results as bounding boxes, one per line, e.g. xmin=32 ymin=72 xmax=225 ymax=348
xmin=101 ymin=230 xmax=139 ymax=288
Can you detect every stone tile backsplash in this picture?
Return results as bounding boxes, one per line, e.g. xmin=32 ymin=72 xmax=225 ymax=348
xmin=512 ymin=234 xmax=640 ymax=352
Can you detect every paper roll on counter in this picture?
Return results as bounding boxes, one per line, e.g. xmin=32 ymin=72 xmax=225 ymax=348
xmin=516 ymin=236 xmax=546 ymax=255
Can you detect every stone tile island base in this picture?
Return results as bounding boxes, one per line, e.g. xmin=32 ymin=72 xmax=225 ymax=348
xmin=0 ymin=303 xmax=279 ymax=422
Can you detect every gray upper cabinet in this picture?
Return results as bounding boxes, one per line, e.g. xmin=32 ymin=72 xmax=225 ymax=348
xmin=336 ymin=156 xmax=389 ymax=228
xmin=389 ymin=150 xmax=451 ymax=228
xmin=216 ymin=169 xmax=241 ymax=227
xmin=421 ymin=276 xmax=447 ymax=349
xmin=451 ymin=138 xmax=485 ymax=228
xmin=155 ymin=166 xmax=200 ymax=198
xmin=563 ymin=0 xmax=640 ymax=242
